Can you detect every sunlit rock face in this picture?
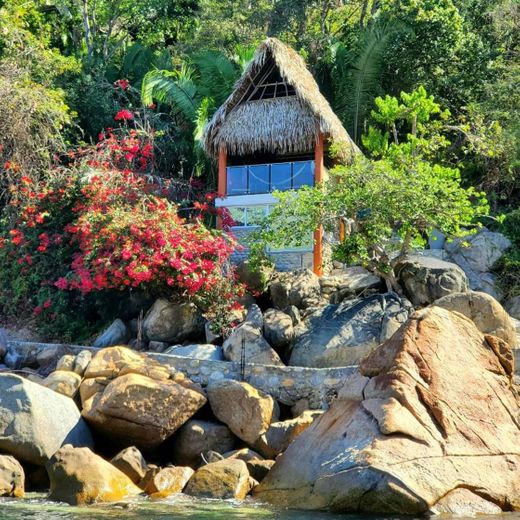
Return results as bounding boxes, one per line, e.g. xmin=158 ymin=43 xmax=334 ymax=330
xmin=254 ymin=306 xmax=520 ymax=514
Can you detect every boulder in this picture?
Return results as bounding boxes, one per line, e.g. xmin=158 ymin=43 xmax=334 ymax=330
xmin=73 ymin=350 xmax=92 ymax=376
xmin=47 ymin=446 xmax=141 ymax=505
xmin=236 ymin=260 xmax=274 ymax=293
xmin=270 ymin=269 xmax=321 ymax=310
xmin=254 ymin=307 xmax=520 ymax=514
xmin=222 ymin=322 xmax=284 ymax=366
xmin=0 ymin=455 xmax=24 ymax=497
xmin=93 ymin=319 xmax=129 ymax=348
xmin=245 ymin=304 xmax=264 ymax=329
xmin=141 ymin=466 xmax=194 ymax=496
xmin=253 ymin=411 xmax=322 ymax=459
xmin=435 ymin=291 xmax=517 ymax=347
xmin=321 ymin=267 xmax=382 ymax=302
xmin=148 ymin=341 xmax=169 ymax=353
xmin=110 ymin=446 xmax=148 ymax=485
xmin=84 ymin=346 xmax=170 ymax=381
xmin=396 ymin=255 xmax=468 ymax=305
xmin=184 ymin=459 xmax=252 ymax=499
xmin=143 ymin=299 xmax=204 ymax=343
xmin=290 ymin=293 xmax=410 ymax=368
xmin=0 ymin=374 xmax=93 ymax=465
xmin=56 ymin=354 xmax=75 ymax=372
xmin=506 ymin=295 xmax=520 ymax=320
xmin=284 ymin=305 xmax=301 ymax=325
xmin=429 ymin=488 xmax=503 ymax=515
xmin=164 ymin=344 xmax=224 ymax=361
xmin=82 ymin=373 xmax=207 ymax=450
xmin=41 ymin=370 xmax=82 ymax=398
xmin=446 ymin=230 xmax=510 ymax=299
xmin=263 ymin=309 xmax=294 ymax=350
xmin=172 ymin=420 xmax=236 ymax=467
xmin=244 ymin=458 xmax=275 ymax=482
xmin=207 ymin=380 xmax=277 ymax=445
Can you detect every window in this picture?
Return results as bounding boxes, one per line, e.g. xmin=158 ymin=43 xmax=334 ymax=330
xmin=227 ymin=166 xmax=248 ymax=195
xmin=229 ymin=206 xmax=268 ymax=228
xmin=249 ymin=165 xmax=270 ymax=194
xmin=226 ymin=160 xmax=314 ymax=195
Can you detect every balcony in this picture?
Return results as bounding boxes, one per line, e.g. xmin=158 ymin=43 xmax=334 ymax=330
xmin=226 ymin=160 xmax=314 ymax=196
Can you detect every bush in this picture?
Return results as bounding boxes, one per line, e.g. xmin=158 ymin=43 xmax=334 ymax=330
xmin=494 ymin=209 xmax=520 ymax=301
xmin=0 ymin=131 xmax=243 ymax=340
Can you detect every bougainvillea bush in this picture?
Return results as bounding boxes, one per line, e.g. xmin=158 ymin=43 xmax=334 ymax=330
xmin=0 ymin=130 xmax=242 ymax=341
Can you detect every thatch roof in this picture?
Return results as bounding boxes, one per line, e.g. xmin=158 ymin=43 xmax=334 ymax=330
xmin=202 ymin=38 xmax=360 ymax=161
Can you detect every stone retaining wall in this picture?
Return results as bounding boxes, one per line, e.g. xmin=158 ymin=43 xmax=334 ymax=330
xmin=5 ymin=340 xmax=356 ymax=408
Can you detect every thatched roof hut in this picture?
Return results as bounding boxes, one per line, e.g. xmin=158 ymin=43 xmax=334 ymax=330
xmin=202 ymin=38 xmax=359 ymax=161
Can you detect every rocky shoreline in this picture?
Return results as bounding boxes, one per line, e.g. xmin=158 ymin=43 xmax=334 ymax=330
xmin=0 ymin=233 xmax=518 ymax=514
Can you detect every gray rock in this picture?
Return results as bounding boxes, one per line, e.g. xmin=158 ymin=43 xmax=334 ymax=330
xmin=322 ymin=267 xmax=382 ymax=303
xmin=148 ymin=341 xmax=169 ymax=353
xmin=173 ymin=420 xmax=236 ymax=467
xmin=263 ymin=309 xmax=294 ymax=350
xmin=0 ymin=455 xmax=24 ymax=497
xmin=0 ymin=374 xmax=93 ymax=465
xmin=222 ymin=322 xmax=284 ymax=366
xmin=143 ymin=299 xmax=204 ymax=343
xmin=236 ymin=260 xmax=274 ymax=293
xmin=164 ymin=344 xmax=224 ymax=361
xmin=93 ymin=319 xmax=129 ymax=349
xmin=284 ymin=305 xmax=301 ymax=325
xmin=245 ymin=304 xmax=264 ymax=329
xmin=396 ymin=255 xmax=468 ymax=306
xmin=290 ymin=293 xmax=410 ymax=368
xmin=446 ymin=230 xmax=510 ymax=273
xmin=506 ymin=295 xmax=520 ymax=320
xmin=270 ymin=269 xmax=321 ymax=310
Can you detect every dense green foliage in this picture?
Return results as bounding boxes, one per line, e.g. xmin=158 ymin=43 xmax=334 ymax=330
xmin=250 ymin=87 xmax=489 ymax=289
xmin=0 ymin=0 xmax=518 ymax=335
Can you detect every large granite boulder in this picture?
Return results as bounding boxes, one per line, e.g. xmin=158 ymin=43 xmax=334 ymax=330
xmin=435 ymin=291 xmax=517 ymax=347
xmin=93 ymin=319 xmax=129 ymax=348
xmin=289 ymin=293 xmax=410 ymax=368
xmin=207 ymin=380 xmax=277 ymax=445
xmin=143 ymin=299 xmax=205 ymax=343
xmin=184 ymin=459 xmax=252 ymax=499
xmin=172 ymin=420 xmax=236 ymax=467
xmin=47 ymin=446 xmax=141 ymax=505
xmin=0 ymin=455 xmax=24 ymax=497
xmin=506 ymin=295 xmax=520 ymax=320
xmin=82 ymin=372 xmax=207 ymax=450
xmin=263 ymin=309 xmax=294 ymax=350
xmin=222 ymin=322 xmax=284 ymax=366
xmin=320 ymin=266 xmax=382 ymax=302
xmin=0 ymin=374 xmax=93 ymax=465
xmin=396 ymin=255 xmax=468 ymax=306
xmin=446 ymin=230 xmax=510 ymax=299
xmin=254 ymin=307 xmax=520 ymax=514
xmin=270 ymin=269 xmax=321 ymax=310
xmin=142 ymin=466 xmax=194 ymax=496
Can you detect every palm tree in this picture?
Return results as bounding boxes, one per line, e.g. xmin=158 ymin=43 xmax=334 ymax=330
xmin=331 ymin=21 xmax=409 ymax=143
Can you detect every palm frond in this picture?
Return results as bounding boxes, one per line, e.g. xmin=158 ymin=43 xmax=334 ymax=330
xmin=141 ymin=67 xmax=199 ymax=123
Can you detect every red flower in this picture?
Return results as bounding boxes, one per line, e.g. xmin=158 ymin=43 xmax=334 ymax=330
xmin=43 ymin=299 xmax=52 ymax=309
xmin=114 ymin=79 xmax=130 ymax=91
xmin=54 ymin=277 xmax=68 ymax=290
xmin=114 ymin=109 xmax=133 ymax=121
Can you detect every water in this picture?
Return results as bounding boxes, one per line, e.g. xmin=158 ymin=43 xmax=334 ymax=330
xmin=1 ymin=495 xmax=519 ymax=520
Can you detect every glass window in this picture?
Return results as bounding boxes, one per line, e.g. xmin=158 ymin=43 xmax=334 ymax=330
xmin=246 ymin=206 xmax=267 ymax=227
xmin=292 ymin=161 xmax=314 ymax=189
xmin=270 ymin=162 xmax=292 ymax=191
xmin=248 ymin=165 xmax=270 ymax=194
xmin=227 ymin=166 xmax=247 ymax=195
xmin=228 ymin=207 xmax=246 ymax=227
xmin=268 ymin=232 xmax=314 ymax=252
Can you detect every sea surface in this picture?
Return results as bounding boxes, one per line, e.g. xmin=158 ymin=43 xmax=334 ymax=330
xmin=1 ymin=495 xmax=520 ymax=520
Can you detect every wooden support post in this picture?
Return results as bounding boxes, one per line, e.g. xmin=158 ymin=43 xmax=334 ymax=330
xmin=217 ymin=148 xmax=227 ymax=229
xmin=313 ymin=134 xmax=324 ymax=276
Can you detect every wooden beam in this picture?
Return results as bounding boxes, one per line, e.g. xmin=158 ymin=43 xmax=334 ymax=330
xmin=217 ymin=148 xmax=227 ymax=229
xmin=313 ymin=134 xmax=324 ymax=276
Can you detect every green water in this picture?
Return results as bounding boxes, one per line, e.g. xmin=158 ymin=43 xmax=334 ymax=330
xmin=1 ymin=495 xmax=519 ymax=520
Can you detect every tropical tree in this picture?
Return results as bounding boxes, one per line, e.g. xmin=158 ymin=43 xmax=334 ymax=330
xmin=249 ymin=87 xmax=489 ymax=290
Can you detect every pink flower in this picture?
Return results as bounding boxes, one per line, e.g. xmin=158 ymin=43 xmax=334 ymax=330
xmin=114 ymin=79 xmax=130 ymax=90
xmin=54 ymin=277 xmax=68 ymax=290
